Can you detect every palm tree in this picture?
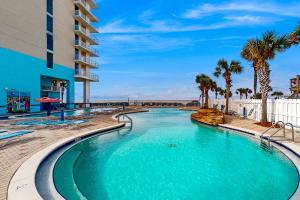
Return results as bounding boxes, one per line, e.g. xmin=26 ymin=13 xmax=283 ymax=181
xmin=236 ymin=88 xmax=244 ymax=100
xmin=215 ymin=87 xmax=223 ymax=99
xmin=244 ymin=88 xmax=252 ymax=99
xmin=204 ymin=78 xmax=215 ymax=109
xmin=219 ymin=89 xmax=225 ymax=98
xmin=241 ymin=40 xmax=258 ymax=97
xmin=290 ymin=22 xmax=300 ymax=45
xmin=214 ymin=59 xmax=243 ymax=114
xmin=242 ymin=31 xmax=289 ymax=123
xmin=196 ymin=74 xmax=214 ymax=108
xmin=211 ymin=82 xmax=222 ymax=99
xmin=196 ymin=74 xmax=206 ymax=107
xmin=271 ymin=91 xmax=284 ymax=99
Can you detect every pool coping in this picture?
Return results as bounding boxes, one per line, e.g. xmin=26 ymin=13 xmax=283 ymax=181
xmin=6 ymin=109 xmax=149 ymax=200
xmin=7 ymin=123 xmax=126 ymax=200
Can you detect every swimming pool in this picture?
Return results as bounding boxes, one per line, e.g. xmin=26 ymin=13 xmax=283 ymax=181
xmin=52 ymin=109 xmax=299 ymax=200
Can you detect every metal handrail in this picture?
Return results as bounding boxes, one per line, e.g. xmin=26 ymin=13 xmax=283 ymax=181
xmin=260 ymin=121 xmax=285 ymax=141
xmin=284 ymin=123 xmax=295 ymax=142
xmin=261 ymin=121 xmax=296 ymax=145
xmin=267 ymin=127 xmax=285 ymax=145
xmin=117 ymin=114 xmax=133 ymax=127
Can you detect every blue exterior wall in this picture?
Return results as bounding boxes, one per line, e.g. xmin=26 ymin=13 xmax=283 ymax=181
xmin=0 ymin=47 xmax=74 ymax=114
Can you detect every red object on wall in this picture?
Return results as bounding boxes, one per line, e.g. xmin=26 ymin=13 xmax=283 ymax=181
xmin=35 ymin=97 xmax=61 ymax=103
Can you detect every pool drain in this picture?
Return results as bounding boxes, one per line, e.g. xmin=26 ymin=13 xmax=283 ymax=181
xmin=167 ymin=144 xmax=177 ymax=148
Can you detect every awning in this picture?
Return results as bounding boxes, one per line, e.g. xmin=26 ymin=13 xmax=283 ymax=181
xmin=35 ymin=97 xmax=61 ymax=103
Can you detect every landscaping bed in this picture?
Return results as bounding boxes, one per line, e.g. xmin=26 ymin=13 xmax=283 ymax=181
xmin=191 ymin=109 xmax=225 ymax=125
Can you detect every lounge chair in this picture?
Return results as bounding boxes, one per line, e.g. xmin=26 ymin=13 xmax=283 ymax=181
xmin=220 ymin=105 xmax=225 ymax=113
xmin=228 ymin=110 xmax=241 ymax=117
xmin=0 ymin=130 xmax=33 ymax=147
xmin=247 ymin=108 xmax=254 ymax=117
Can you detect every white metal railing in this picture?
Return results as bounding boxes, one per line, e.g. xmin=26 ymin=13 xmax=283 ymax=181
xmin=75 ymin=55 xmax=97 ymax=67
xmin=41 ymin=85 xmax=60 ymax=92
xmin=75 ymin=70 xmax=99 ymax=81
xmin=73 ymin=0 xmax=97 ymax=21
xmin=74 ymin=25 xmax=98 ymax=44
xmin=74 ymin=25 xmax=89 ymax=36
xmin=74 ymin=40 xmax=98 ymax=56
xmin=74 ymin=0 xmax=88 ymax=7
xmin=74 ymin=10 xmax=90 ymax=24
xmin=117 ymin=114 xmax=133 ymax=128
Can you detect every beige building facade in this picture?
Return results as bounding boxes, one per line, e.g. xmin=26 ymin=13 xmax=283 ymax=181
xmin=0 ymin=0 xmax=99 ymax=114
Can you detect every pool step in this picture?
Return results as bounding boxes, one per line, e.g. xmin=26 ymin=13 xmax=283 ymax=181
xmin=260 ymin=141 xmax=273 ymax=153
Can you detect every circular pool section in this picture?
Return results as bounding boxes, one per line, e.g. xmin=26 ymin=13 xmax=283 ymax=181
xmin=53 ymin=109 xmax=299 ymax=200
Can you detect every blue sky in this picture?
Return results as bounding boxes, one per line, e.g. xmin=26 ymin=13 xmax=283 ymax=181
xmin=75 ymin=0 xmax=300 ymax=101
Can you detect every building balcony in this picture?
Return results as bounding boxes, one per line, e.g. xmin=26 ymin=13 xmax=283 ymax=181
xmin=88 ymin=0 xmax=97 ymax=9
xmin=74 ymin=10 xmax=98 ymax=33
xmin=74 ymin=40 xmax=98 ymax=57
xmin=75 ymin=55 xmax=98 ymax=68
xmin=74 ymin=25 xmax=99 ymax=45
xmin=74 ymin=70 xmax=99 ymax=82
xmin=41 ymin=85 xmax=60 ymax=93
xmin=73 ymin=0 xmax=98 ymax=22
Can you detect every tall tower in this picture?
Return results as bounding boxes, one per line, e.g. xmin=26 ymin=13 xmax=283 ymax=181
xmin=73 ymin=0 xmax=99 ymax=103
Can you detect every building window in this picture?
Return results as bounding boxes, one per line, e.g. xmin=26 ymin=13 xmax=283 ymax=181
xmin=47 ymin=15 xmax=53 ymax=33
xmin=47 ymin=0 xmax=53 ymax=15
xmin=75 ymin=63 xmax=79 ymax=74
xmin=47 ymin=52 xmax=53 ymax=69
xmin=47 ymin=34 xmax=53 ymax=51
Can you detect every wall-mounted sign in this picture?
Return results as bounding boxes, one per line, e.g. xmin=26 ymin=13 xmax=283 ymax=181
xmin=6 ymin=90 xmax=30 ymax=113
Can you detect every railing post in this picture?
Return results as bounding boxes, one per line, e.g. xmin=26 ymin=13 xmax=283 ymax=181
xmin=292 ymin=126 xmax=295 ymax=142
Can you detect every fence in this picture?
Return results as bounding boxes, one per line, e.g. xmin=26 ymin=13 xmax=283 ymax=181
xmin=208 ymin=99 xmax=300 ymax=129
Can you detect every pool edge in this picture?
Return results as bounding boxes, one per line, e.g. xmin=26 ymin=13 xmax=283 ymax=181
xmin=7 ymin=123 xmax=126 ymax=200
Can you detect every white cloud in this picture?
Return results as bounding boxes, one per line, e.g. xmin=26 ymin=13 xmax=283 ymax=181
xmin=224 ymin=15 xmax=264 ymax=23
xmin=101 ymin=34 xmax=194 ymax=52
xmin=138 ymin=9 xmax=155 ymax=21
xmin=182 ymin=2 xmax=300 ymax=19
xmin=100 ymin=16 xmax=274 ymax=34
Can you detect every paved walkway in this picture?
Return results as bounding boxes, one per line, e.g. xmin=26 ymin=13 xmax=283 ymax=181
xmin=224 ymin=115 xmax=300 ymax=144
xmin=0 ymin=113 xmax=119 ymax=200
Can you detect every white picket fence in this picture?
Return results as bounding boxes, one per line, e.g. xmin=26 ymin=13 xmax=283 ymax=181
xmin=208 ymin=99 xmax=300 ymax=130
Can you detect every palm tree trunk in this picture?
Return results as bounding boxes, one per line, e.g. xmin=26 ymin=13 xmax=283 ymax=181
xmin=199 ymin=94 xmax=201 ymax=105
xmin=204 ymin=89 xmax=209 ymax=109
xmin=258 ymin=64 xmax=270 ymax=123
xmin=240 ymin=94 xmax=242 ymax=100
xmin=253 ymin=67 xmax=258 ymax=98
xmin=225 ymin=85 xmax=230 ymax=114
xmin=201 ymin=90 xmax=204 ymax=108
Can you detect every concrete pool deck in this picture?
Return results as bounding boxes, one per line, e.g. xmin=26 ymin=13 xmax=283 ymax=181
xmin=1 ymin=109 xmax=300 ymax=199
xmin=0 ymin=108 xmax=146 ymax=200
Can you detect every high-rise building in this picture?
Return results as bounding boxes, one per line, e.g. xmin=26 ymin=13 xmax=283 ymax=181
xmin=0 ymin=0 xmax=99 ymax=114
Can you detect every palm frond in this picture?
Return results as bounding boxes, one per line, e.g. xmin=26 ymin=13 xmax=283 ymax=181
xmin=217 ymin=58 xmax=229 ymax=70
xmin=230 ymin=60 xmax=243 ymax=74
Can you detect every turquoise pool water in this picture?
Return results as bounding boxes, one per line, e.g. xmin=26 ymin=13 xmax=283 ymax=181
xmin=53 ymin=109 xmax=299 ymax=200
